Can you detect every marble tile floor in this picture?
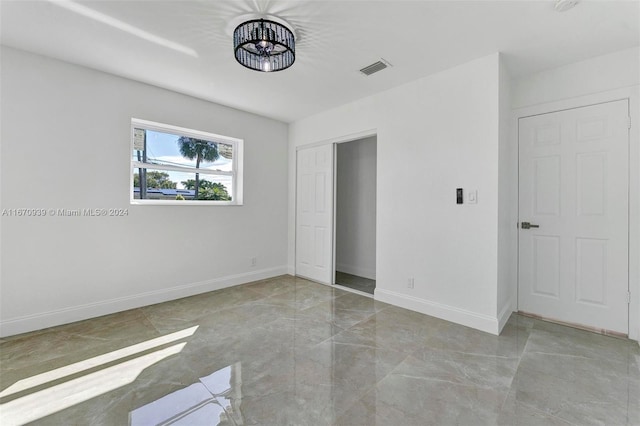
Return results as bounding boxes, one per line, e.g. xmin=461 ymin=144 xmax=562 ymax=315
xmin=0 ymin=275 xmax=638 ymax=425
xmin=335 ymin=271 xmax=376 ymax=295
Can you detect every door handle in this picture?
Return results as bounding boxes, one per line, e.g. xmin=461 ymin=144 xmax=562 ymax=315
xmin=521 ymin=222 xmax=540 ymax=229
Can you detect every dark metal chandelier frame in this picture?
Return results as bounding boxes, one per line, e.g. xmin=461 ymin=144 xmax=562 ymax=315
xmin=233 ymin=19 xmax=295 ymax=72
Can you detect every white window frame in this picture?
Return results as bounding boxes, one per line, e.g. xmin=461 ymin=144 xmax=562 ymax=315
xmin=130 ymin=118 xmax=244 ymax=206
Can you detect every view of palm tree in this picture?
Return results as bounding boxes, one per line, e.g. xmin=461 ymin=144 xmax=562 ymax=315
xmin=176 ymin=137 xmax=220 ymax=199
xmin=133 ymin=129 xmax=233 ymax=201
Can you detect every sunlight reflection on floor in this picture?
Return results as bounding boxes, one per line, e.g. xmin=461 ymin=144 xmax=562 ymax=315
xmin=0 ymin=326 xmax=198 ymax=425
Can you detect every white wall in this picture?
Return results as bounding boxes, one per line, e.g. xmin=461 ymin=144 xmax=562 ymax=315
xmin=512 ymin=47 xmax=639 ymax=108
xmin=0 ymin=47 xmax=289 ymax=337
xmin=335 ymin=137 xmax=377 ymax=280
xmin=497 ymin=56 xmax=515 ymax=332
xmin=512 ymin=47 xmax=640 ymax=341
xmin=289 ymin=53 xmax=504 ymax=334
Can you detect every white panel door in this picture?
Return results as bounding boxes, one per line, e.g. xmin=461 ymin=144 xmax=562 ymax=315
xmin=518 ymin=100 xmax=629 ymax=334
xmin=296 ymin=144 xmax=334 ymax=284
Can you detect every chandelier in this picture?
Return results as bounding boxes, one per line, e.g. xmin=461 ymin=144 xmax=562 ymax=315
xmin=233 ymin=19 xmax=295 ymax=72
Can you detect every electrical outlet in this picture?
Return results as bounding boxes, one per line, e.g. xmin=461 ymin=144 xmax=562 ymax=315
xmin=251 ymin=257 xmax=257 ymax=267
xmin=407 ymin=277 xmax=414 ymax=289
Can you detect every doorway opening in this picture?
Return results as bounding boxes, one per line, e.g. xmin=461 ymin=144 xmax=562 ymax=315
xmin=334 ymin=136 xmax=377 ymax=295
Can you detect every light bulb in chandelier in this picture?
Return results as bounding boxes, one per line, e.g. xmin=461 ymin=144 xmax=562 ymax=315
xmin=261 ymin=57 xmax=271 ymax=72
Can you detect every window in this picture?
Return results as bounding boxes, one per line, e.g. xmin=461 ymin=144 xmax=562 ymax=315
xmin=131 ymin=119 xmax=243 ymax=205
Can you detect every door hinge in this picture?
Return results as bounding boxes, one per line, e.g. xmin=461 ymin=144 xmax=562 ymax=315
xmin=628 ymin=116 xmax=632 ymax=129
xmin=628 ymin=291 xmax=632 ymax=304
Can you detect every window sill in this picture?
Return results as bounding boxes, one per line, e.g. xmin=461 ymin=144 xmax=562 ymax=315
xmin=130 ymin=200 xmax=242 ymax=206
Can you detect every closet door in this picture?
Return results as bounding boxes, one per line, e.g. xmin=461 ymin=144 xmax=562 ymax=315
xmin=295 ymin=144 xmax=334 ymax=284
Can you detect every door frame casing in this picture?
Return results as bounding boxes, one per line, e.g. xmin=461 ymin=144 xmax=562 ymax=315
xmin=512 ymin=86 xmax=639 ymax=341
xmin=294 ymin=129 xmax=377 ymax=287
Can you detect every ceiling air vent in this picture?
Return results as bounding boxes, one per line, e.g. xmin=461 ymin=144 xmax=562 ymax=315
xmin=359 ymin=59 xmax=392 ymax=76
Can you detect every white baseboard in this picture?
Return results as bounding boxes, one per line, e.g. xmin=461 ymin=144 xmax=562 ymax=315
xmin=497 ymin=299 xmax=514 ymax=333
xmin=335 ymin=263 xmax=376 ymax=280
xmin=0 ymin=266 xmax=287 ymax=338
xmin=374 ymin=288 xmax=501 ymax=335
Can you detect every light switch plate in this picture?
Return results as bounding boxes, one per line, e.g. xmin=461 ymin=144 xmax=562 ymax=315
xmin=468 ymin=190 xmax=478 ymax=204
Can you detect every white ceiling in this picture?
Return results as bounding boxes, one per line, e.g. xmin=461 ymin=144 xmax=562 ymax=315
xmin=1 ymin=0 xmax=638 ymax=123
